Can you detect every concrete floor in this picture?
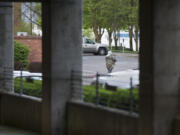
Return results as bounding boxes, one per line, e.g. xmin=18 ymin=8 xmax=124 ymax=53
xmin=0 ymin=125 xmax=39 ymax=135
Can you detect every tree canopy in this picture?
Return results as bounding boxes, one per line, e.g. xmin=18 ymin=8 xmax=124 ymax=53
xmin=14 ymin=2 xmax=42 ymax=36
xmin=83 ymin=0 xmax=139 ymax=50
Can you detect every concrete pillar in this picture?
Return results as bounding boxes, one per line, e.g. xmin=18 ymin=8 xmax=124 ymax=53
xmin=42 ymin=0 xmax=82 ymax=135
xmin=0 ymin=2 xmax=13 ymax=92
xmin=139 ymin=0 xmax=180 ymax=135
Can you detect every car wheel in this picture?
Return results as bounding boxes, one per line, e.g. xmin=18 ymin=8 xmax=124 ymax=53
xmin=98 ymin=48 xmax=106 ymax=55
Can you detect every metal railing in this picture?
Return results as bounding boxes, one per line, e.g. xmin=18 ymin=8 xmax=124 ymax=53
xmin=71 ymin=70 xmax=139 ymax=113
xmin=0 ymin=67 xmax=139 ymax=113
xmin=14 ymin=69 xmax=42 ymax=97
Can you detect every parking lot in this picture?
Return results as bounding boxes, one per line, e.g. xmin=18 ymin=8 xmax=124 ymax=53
xmin=83 ymin=53 xmax=139 ymax=74
xmin=83 ymin=53 xmax=139 ymax=88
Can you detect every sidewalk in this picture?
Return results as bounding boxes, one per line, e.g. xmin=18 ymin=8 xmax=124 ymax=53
xmin=113 ymin=52 xmax=139 ymax=57
xmin=98 ymin=69 xmax=139 ymax=89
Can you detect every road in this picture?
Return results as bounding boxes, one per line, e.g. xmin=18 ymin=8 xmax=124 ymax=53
xmin=82 ymin=53 xmax=139 ymax=88
xmin=83 ymin=53 xmax=139 ymax=74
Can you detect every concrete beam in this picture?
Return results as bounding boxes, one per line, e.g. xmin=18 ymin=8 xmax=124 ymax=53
xmin=140 ymin=0 xmax=180 ymax=135
xmin=42 ymin=0 xmax=82 ymax=134
xmin=0 ymin=2 xmax=13 ymax=92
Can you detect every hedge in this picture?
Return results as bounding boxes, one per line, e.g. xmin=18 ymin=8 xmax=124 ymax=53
xmin=14 ymin=79 xmax=139 ymax=111
xmin=14 ymin=40 xmax=30 ymax=69
xmin=14 ymin=78 xmax=42 ymax=97
xmin=83 ymin=85 xmax=139 ymax=111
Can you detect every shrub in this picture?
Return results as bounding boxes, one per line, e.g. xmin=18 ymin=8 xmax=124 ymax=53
xmin=14 ymin=79 xmax=139 ymax=111
xmin=14 ymin=78 xmax=42 ymax=97
xmin=83 ymin=85 xmax=139 ymax=111
xmin=14 ymin=40 xmax=30 ymax=69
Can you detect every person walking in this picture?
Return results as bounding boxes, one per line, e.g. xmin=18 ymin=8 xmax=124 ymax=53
xmin=105 ymin=51 xmax=116 ymax=73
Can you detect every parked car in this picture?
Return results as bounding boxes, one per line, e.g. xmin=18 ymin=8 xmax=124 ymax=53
xmin=82 ymin=37 xmax=109 ymax=55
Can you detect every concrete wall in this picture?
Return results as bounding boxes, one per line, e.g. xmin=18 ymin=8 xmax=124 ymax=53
xmin=67 ymin=101 xmax=138 ymax=135
xmin=0 ymin=2 xmax=13 ymax=92
xmin=173 ymin=116 xmax=180 ymax=135
xmin=139 ymin=0 xmax=180 ymax=135
xmin=0 ymin=92 xmax=42 ymax=133
xmin=42 ymin=0 xmax=82 ymax=134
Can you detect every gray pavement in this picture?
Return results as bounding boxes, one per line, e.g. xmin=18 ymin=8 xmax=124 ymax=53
xmin=82 ymin=53 xmax=139 ymax=88
xmin=83 ymin=53 xmax=139 ymax=74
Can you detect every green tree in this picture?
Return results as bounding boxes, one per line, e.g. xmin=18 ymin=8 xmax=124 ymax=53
xmin=121 ymin=0 xmax=139 ymax=51
xmin=83 ymin=0 xmax=105 ymax=43
xmin=133 ymin=3 xmax=139 ymax=51
xmin=22 ymin=2 xmax=42 ymax=35
xmin=82 ymin=28 xmax=94 ymax=39
xmin=14 ymin=2 xmax=42 ymax=35
xmin=83 ymin=0 xmax=139 ymax=50
xmin=102 ymin=0 xmax=123 ymax=49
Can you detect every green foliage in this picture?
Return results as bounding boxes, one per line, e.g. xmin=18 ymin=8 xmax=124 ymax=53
xmin=82 ymin=28 xmax=94 ymax=39
xmin=14 ymin=78 xmax=139 ymax=111
xmin=15 ymin=20 xmax=31 ymax=34
xmin=34 ymin=3 xmax=42 ymax=28
xmin=14 ymin=78 xmax=42 ymax=97
xmin=83 ymin=0 xmax=105 ymax=42
xmin=14 ymin=40 xmax=30 ymax=69
xmin=83 ymin=0 xmax=139 ymax=47
xmin=20 ymin=21 xmax=31 ymax=34
xmin=83 ymin=85 xmax=139 ymax=111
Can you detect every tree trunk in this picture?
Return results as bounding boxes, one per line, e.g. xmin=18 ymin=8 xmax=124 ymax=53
xmin=93 ymin=26 xmax=104 ymax=43
xmin=129 ymin=25 xmax=133 ymax=51
xmin=113 ymin=31 xmax=118 ymax=50
xmin=95 ymin=35 xmax=102 ymax=43
xmin=134 ymin=25 xmax=139 ymax=51
xmin=107 ymin=30 xmax=112 ymax=49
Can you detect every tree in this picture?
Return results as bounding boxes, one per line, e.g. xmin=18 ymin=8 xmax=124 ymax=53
xmin=133 ymin=3 xmax=139 ymax=51
xmin=83 ymin=0 xmax=105 ymax=43
xmin=82 ymin=28 xmax=94 ymax=39
xmin=121 ymin=0 xmax=139 ymax=51
xmin=14 ymin=2 xmax=42 ymax=35
xmin=19 ymin=2 xmax=42 ymax=35
xmin=102 ymin=0 xmax=126 ymax=49
xmin=83 ymin=0 xmax=139 ymax=50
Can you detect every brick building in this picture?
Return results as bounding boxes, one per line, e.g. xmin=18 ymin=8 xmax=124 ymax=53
xmin=14 ymin=36 xmax=42 ymax=72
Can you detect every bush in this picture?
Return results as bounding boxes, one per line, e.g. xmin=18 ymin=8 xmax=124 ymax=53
xmin=83 ymin=85 xmax=139 ymax=111
xmin=14 ymin=40 xmax=30 ymax=69
xmin=14 ymin=79 xmax=139 ymax=111
xmin=14 ymin=78 xmax=42 ymax=97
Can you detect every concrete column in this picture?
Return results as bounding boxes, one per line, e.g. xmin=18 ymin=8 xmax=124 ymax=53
xmin=42 ymin=0 xmax=82 ymax=135
xmin=140 ymin=0 xmax=180 ymax=135
xmin=0 ymin=2 xmax=13 ymax=92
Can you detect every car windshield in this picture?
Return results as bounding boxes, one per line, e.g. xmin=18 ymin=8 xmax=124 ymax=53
xmin=85 ymin=38 xmax=95 ymax=44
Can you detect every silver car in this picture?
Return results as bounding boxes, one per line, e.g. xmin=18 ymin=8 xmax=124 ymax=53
xmin=82 ymin=37 xmax=108 ymax=55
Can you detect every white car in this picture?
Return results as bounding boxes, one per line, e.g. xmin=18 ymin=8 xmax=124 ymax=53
xmin=82 ymin=37 xmax=109 ymax=55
